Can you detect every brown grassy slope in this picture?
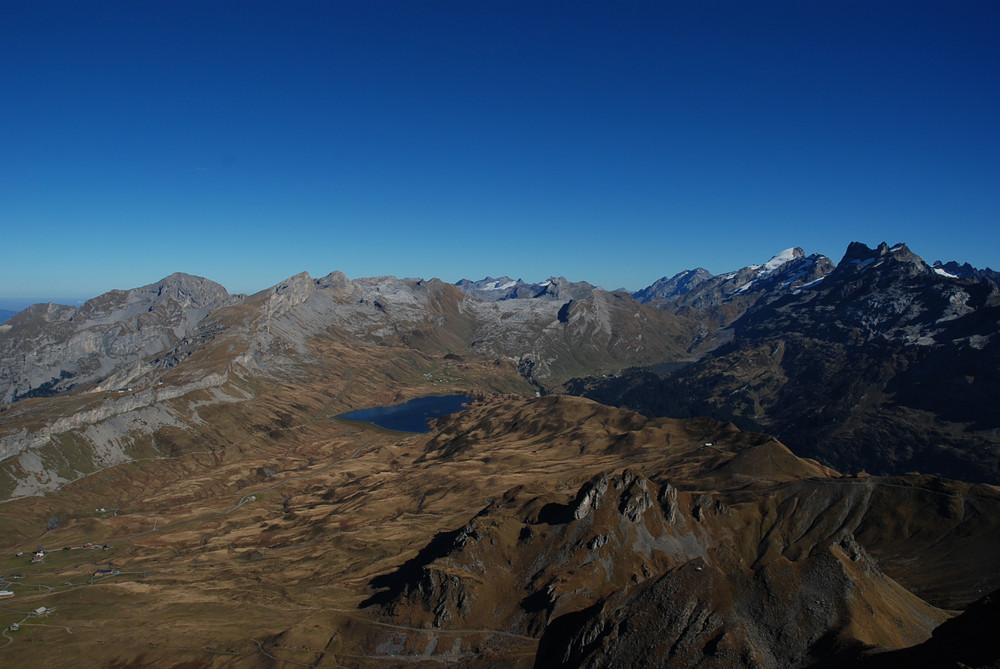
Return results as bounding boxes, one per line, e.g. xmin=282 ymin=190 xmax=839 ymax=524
xmin=359 ymin=396 xmax=999 ymax=667
xmin=0 ymin=386 xmax=996 ymax=667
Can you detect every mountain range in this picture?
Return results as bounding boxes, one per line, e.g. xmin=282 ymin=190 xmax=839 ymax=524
xmin=568 ymin=242 xmax=1000 ymax=483
xmin=0 ymin=241 xmax=997 ymax=667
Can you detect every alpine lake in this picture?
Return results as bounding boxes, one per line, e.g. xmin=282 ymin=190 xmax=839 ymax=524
xmin=336 ymin=394 xmax=471 ymax=433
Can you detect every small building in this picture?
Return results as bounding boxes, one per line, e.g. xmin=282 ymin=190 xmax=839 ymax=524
xmin=0 ymin=590 xmax=13 ymax=599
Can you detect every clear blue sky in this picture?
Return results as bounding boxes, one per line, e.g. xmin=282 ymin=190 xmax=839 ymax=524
xmin=2 ymin=1 xmax=998 ymax=304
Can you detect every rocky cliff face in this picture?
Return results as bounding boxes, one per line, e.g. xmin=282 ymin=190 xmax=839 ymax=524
xmin=0 ymin=273 xmax=239 ymax=403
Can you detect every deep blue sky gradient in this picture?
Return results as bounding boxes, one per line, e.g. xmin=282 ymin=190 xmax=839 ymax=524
xmin=2 ymin=1 xmax=998 ymax=303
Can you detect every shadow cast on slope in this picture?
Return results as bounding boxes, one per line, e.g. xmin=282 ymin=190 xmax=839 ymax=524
xmin=358 ymin=528 xmax=463 ymax=609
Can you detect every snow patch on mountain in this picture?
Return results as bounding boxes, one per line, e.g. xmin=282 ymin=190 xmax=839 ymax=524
xmin=762 ymin=248 xmax=800 ymax=273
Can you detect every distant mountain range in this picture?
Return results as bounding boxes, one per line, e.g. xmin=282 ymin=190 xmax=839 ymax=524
xmin=2 ymin=241 xmax=998 ymax=489
xmin=567 ymin=242 xmax=1000 ymax=483
xmin=1 ymin=241 xmax=998 ymax=667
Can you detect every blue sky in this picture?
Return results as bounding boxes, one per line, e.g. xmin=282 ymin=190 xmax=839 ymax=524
xmin=2 ymin=1 xmax=998 ymax=305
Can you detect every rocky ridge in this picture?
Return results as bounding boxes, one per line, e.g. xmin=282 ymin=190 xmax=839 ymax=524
xmin=566 ymin=242 xmax=1000 ymax=482
xmin=357 ymin=395 xmax=1000 ymax=667
xmin=1 ymin=240 xmax=997 ymax=499
xmin=455 ymin=276 xmax=598 ymax=302
xmin=0 ymin=273 xmax=239 ymax=404
xmin=633 ymin=247 xmax=836 ymax=311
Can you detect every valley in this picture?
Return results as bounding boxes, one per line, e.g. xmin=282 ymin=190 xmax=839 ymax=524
xmin=2 ymin=385 xmax=997 ymax=667
xmin=0 ymin=241 xmax=998 ymax=667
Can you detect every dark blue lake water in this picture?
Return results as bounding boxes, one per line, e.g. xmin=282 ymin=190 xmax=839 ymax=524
xmin=336 ymin=395 xmax=471 ymax=433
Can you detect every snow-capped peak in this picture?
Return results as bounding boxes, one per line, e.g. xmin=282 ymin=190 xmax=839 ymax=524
xmin=732 ymin=248 xmax=805 ymax=293
xmin=762 ymin=248 xmax=801 ymax=274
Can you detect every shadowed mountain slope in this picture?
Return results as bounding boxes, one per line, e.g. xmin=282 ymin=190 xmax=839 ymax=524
xmin=357 ymin=396 xmax=1000 ymax=667
xmin=567 ymin=242 xmax=1000 ymax=483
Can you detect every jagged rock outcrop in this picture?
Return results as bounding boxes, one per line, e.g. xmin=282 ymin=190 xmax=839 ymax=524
xmin=364 ymin=456 xmax=991 ymax=667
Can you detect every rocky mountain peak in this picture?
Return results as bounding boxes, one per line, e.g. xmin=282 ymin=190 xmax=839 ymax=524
xmin=154 ymin=272 xmax=231 ymax=303
xmin=0 ymin=273 xmax=239 ymax=403
xmin=632 ymin=268 xmax=714 ymax=303
xmin=632 ymin=247 xmax=833 ymax=319
xmin=932 ymin=260 xmax=1000 ymax=284
xmin=315 ymin=270 xmax=352 ymax=290
xmin=761 ymin=246 xmax=805 ymax=270
xmin=535 ymin=276 xmax=597 ymax=301
xmin=72 ymin=272 xmax=232 ymax=324
xmin=830 ymin=241 xmax=929 ymax=282
xmin=455 ymin=276 xmax=597 ymax=302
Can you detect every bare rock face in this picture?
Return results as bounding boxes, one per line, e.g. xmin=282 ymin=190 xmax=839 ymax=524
xmin=0 ymin=273 xmax=238 ymax=403
xmin=235 ymin=270 xmax=694 ymax=386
